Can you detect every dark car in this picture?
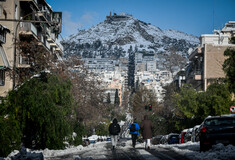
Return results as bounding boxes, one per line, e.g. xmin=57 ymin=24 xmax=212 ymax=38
xmin=199 ymin=114 xmax=235 ymax=152
xmin=167 ymin=133 xmax=179 ymax=144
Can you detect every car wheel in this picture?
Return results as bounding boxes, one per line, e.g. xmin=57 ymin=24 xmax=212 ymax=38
xmin=200 ymin=140 xmax=210 ymax=152
xmin=200 ymin=141 xmax=206 ymax=152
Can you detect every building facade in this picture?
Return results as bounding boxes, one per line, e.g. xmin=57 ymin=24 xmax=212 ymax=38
xmin=186 ymin=21 xmax=235 ymax=91
xmin=0 ymin=0 xmax=63 ymax=97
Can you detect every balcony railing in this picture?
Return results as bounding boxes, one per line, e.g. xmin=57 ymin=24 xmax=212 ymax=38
xmin=20 ymin=22 xmax=37 ymax=36
xmin=45 ymin=40 xmax=50 ymax=50
xmin=47 ymin=32 xmax=56 ymax=42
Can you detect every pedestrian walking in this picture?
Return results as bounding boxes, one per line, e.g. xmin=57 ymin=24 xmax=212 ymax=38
xmin=140 ymin=115 xmax=153 ymax=150
xmin=128 ymin=118 xmax=140 ymax=148
xmin=108 ymin=118 xmax=121 ymax=150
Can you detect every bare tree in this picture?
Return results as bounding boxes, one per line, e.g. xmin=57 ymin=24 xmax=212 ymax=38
xmin=55 ymin=57 xmax=110 ymax=129
xmin=130 ymin=86 xmax=159 ymax=121
xmin=15 ymin=39 xmax=55 ymax=85
xmin=162 ymin=46 xmax=187 ymax=77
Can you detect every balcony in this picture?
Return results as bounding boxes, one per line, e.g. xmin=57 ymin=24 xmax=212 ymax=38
xmin=19 ymin=22 xmax=38 ymax=37
xmin=47 ymin=33 xmax=56 ymax=43
xmin=189 ymin=47 xmax=203 ymax=60
xmin=20 ymin=0 xmax=39 ymax=10
xmin=20 ymin=0 xmax=38 ymax=4
xmin=37 ymin=36 xmax=50 ymax=53
xmin=36 ymin=5 xmax=52 ymax=23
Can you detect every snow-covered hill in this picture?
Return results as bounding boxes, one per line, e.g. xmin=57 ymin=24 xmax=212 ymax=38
xmin=62 ymin=12 xmax=199 ymax=59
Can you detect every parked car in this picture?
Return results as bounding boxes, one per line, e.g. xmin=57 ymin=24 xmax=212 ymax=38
xmin=179 ymin=129 xmax=188 ymax=143
xmin=191 ymin=125 xmax=200 ymax=142
xmin=106 ymin=137 xmax=111 ymax=141
xmin=152 ymin=135 xmax=163 ymax=145
xmin=88 ymin=135 xmax=98 ymax=144
xmin=199 ymin=114 xmax=235 ymax=152
xmin=82 ymin=138 xmax=90 ymax=146
xmin=159 ymin=135 xmax=168 ymax=144
xmin=167 ymin=133 xmax=179 ymax=144
xmin=184 ymin=128 xmax=193 ymax=143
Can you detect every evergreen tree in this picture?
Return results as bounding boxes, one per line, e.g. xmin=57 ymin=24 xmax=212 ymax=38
xmin=2 ymin=73 xmax=73 ymax=150
xmin=114 ymin=89 xmax=120 ymax=105
xmin=107 ymin=92 xmax=111 ymax=103
xmin=175 ymin=84 xmax=198 ymax=118
xmin=174 ymin=83 xmax=233 ymax=130
xmin=230 ymin=37 xmax=235 ymax=44
xmin=128 ymin=46 xmax=135 ymax=89
xmin=223 ymin=47 xmax=235 ymax=93
xmin=205 ymin=82 xmax=232 ymax=116
xmin=0 ymin=111 xmax=22 ymax=157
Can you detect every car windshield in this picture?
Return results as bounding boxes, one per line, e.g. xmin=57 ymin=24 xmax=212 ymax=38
xmin=205 ymin=118 xmax=235 ymax=126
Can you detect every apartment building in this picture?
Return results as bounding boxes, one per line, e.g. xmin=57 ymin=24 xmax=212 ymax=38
xmin=186 ymin=21 xmax=235 ymax=91
xmin=0 ymin=24 xmax=10 ymax=88
xmin=0 ymin=0 xmax=62 ymax=97
xmin=83 ymin=56 xmax=117 ymax=71
xmin=100 ymin=70 xmax=125 ymax=106
xmin=135 ymin=51 xmax=156 ymax=72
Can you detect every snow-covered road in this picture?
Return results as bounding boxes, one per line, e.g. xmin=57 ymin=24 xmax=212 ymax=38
xmin=6 ymin=138 xmax=235 ymax=160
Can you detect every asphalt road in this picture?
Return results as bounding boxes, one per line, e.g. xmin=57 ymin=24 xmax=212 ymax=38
xmin=45 ymin=139 xmax=190 ymax=160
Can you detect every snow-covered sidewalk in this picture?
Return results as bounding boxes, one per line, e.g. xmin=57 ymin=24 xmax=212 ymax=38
xmin=156 ymin=142 xmax=235 ymax=160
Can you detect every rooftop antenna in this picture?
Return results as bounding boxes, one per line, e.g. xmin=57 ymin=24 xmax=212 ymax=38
xmin=213 ymin=0 xmax=214 ymax=31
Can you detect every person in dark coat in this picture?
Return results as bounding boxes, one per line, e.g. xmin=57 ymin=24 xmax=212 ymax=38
xmin=109 ymin=118 xmax=121 ymax=150
xmin=140 ymin=115 xmax=153 ymax=150
xmin=128 ymin=118 xmax=140 ymax=148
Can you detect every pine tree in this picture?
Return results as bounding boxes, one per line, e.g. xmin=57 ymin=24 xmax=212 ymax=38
xmin=107 ymin=92 xmax=111 ymax=103
xmin=128 ymin=46 xmax=135 ymax=89
xmin=2 ymin=74 xmax=73 ymax=150
xmin=114 ymin=89 xmax=120 ymax=105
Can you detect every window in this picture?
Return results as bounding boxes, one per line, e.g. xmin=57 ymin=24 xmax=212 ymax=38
xmin=15 ymin=4 xmax=18 ymax=19
xmin=19 ymin=55 xmax=29 ymax=64
xmin=0 ymin=5 xmax=2 ymax=17
xmin=0 ymin=69 xmax=5 ymax=86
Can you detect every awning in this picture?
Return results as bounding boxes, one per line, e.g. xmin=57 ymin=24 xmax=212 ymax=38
xmin=0 ymin=45 xmax=9 ymax=69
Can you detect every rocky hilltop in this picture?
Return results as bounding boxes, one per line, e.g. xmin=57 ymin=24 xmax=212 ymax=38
xmin=62 ymin=12 xmax=199 ymax=60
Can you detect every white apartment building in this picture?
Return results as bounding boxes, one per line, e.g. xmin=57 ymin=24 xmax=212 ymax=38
xmin=98 ymin=70 xmax=126 ymax=106
xmin=135 ymin=51 xmax=157 ymax=72
xmin=135 ymin=70 xmax=171 ymax=102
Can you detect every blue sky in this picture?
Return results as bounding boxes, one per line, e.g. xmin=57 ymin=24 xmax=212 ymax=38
xmin=47 ymin=0 xmax=235 ymax=38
